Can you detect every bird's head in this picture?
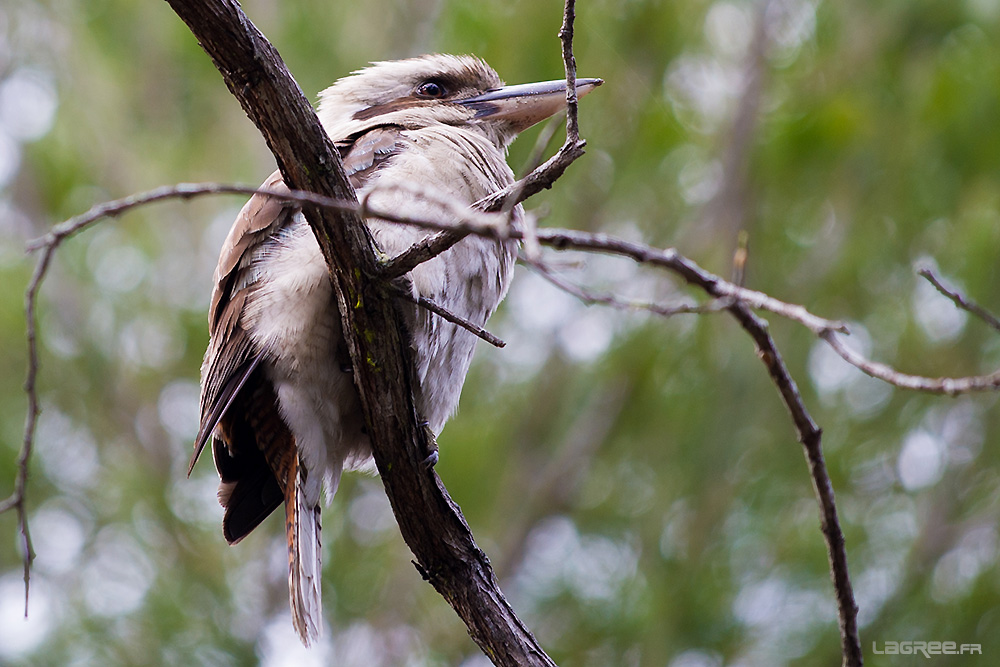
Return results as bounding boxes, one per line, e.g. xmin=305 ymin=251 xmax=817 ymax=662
xmin=318 ymin=54 xmax=601 ymax=150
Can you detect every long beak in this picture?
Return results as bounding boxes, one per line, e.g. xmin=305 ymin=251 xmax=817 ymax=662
xmin=459 ymin=78 xmax=603 ymax=132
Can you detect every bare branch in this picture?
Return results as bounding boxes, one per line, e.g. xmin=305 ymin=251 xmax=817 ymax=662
xmin=534 ymin=229 xmax=849 ymax=335
xmin=23 ymin=179 xmax=509 ymax=254
xmin=532 ymin=229 xmax=1000 ymax=398
xmin=559 ymin=0 xmax=581 ymax=141
xmin=3 ymin=245 xmax=48 ymax=616
xmin=726 ymin=304 xmax=863 ymax=667
xmin=25 ymin=183 xmax=355 ymax=252
xmin=919 ymin=267 xmax=1000 ymax=334
xmin=526 ymin=237 xmax=863 ymax=665
xmin=822 ymin=330 xmax=1000 ymax=395
xmin=524 ymin=256 xmax=735 ymax=318
xmin=28 ymin=180 xmax=998 ymax=401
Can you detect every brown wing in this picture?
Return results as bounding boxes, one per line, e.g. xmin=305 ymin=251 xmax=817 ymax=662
xmin=192 ymin=170 xmax=300 ymax=542
xmin=193 ymin=170 xmax=290 ymax=471
xmin=192 ymin=128 xmax=403 ymax=544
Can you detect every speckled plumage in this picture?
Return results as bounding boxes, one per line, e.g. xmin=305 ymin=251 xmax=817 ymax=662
xmin=192 ymin=54 xmax=599 ymax=646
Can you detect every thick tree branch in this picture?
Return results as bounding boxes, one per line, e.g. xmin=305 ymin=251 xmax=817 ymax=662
xmin=162 ymin=0 xmax=562 ymax=664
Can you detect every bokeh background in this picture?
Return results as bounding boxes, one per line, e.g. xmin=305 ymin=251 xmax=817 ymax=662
xmin=2 ymin=0 xmax=999 ymax=665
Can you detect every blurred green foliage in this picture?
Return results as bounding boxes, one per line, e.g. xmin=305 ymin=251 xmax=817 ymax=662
xmin=1 ymin=0 xmax=999 ymax=665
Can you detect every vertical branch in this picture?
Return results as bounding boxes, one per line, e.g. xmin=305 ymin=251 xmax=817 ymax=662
xmin=559 ymin=0 xmax=581 ymax=142
xmin=382 ymin=0 xmax=591 ymax=278
xmin=728 ymin=304 xmax=863 ymax=667
xmin=3 ymin=245 xmax=54 ymax=615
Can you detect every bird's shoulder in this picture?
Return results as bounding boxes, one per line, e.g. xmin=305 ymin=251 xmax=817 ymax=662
xmin=209 ymin=171 xmax=295 ymax=335
xmin=336 ymin=125 xmax=405 ymax=192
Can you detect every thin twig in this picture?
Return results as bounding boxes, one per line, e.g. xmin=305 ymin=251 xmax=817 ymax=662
xmin=391 ymin=284 xmax=506 ymax=348
xmin=24 ymin=180 xmax=505 ymax=264
xmin=534 ymin=229 xmax=849 ymax=335
xmin=382 ymin=231 xmax=469 ymax=280
xmin=379 ymin=150 xmax=585 ymax=280
xmin=519 ymin=114 xmax=565 ymax=178
xmin=526 ymin=242 xmax=863 ymax=663
xmin=918 ymin=267 xmax=1000 ymax=334
xmin=532 ymin=229 xmax=1000 ymax=397
xmin=4 ymin=244 xmax=49 ymax=616
xmin=822 ymin=330 xmax=1000 ymax=395
xmin=360 ymin=181 xmax=509 ymax=237
xmin=25 ymin=183 xmax=354 ymax=252
xmin=559 ymin=0 xmax=581 ymax=142
xmin=524 ymin=256 xmax=734 ymax=318
xmin=383 ymin=0 xmax=589 ymax=281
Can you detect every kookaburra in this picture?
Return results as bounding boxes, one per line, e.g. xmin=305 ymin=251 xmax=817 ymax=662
xmin=190 ymin=54 xmax=600 ymax=645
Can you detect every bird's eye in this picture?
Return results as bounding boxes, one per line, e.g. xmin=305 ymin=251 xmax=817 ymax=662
xmin=415 ymin=81 xmax=447 ymax=99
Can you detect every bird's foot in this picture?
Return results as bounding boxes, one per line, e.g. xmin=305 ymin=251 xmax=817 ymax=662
xmin=421 ymin=450 xmax=439 ymax=469
xmin=421 ymin=421 xmax=439 ymax=469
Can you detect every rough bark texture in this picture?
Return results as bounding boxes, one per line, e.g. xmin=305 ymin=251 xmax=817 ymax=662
xmin=164 ymin=1 xmax=556 ymax=664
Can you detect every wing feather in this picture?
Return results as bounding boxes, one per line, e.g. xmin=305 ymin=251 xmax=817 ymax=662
xmin=192 ymin=126 xmax=405 ymax=639
xmin=194 ymin=170 xmax=299 ymax=541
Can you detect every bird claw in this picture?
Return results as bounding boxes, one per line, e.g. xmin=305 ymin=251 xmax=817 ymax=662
xmin=420 ymin=421 xmax=439 ymax=469
xmin=421 ymin=450 xmax=439 ymax=469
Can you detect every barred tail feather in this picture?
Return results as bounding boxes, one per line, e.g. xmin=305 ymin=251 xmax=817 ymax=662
xmin=285 ymin=455 xmax=323 ymax=646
